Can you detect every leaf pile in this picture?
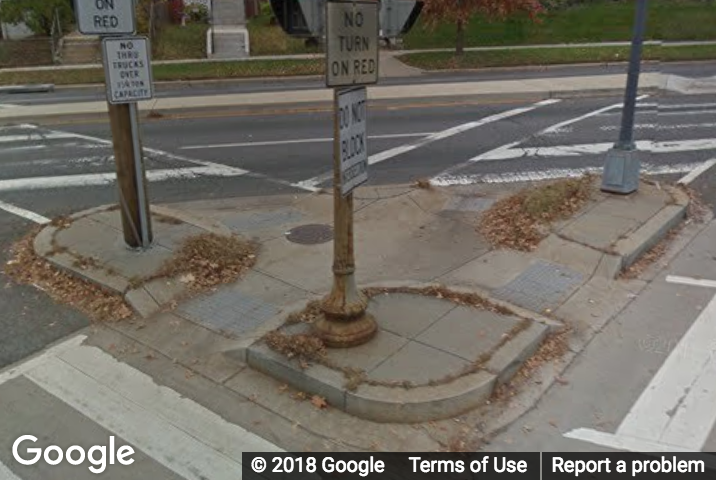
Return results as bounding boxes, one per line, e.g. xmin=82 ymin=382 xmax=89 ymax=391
xmin=4 ymin=230 xmax=133 ymax=322
xmin=285 ymin=300 xmax=322 ymax=325
xmin=480 ymin=175 xmax=594 ymax=251
xmin=363 ymin=285 xmax=513 ymax=316
xmin=156 ymin=233 xmax=257 ymax=290
xmin=264 ymin=331 xmax=326 ymax=363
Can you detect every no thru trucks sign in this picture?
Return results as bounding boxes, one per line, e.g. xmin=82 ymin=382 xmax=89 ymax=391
xmin=326 ymin=0 xmax=379 ymax=87
xmin=102 ymin=37 xmax=154 ymax=104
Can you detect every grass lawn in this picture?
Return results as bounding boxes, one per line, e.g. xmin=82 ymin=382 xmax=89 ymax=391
xmin=399 ymin=44 xmax=716 ymax=70
xmin=403 ymin=0 xmax=716 ymax=50
xmin=0 ymin=59 xmax=324 ymax=86
xmin=247 ymin=10 xmax=320 ymax=56
xmin=153 ymin=24 xmax=208 ymax=60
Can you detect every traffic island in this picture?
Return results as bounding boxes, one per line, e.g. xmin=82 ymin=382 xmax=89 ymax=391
xmin=31 ymin=204 xmax=257 ymax=319
xmin=243 ymin=284 xmax=559 ymax=423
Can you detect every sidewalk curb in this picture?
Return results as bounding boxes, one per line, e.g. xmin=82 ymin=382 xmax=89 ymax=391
xmin=0 ymin=86 xmax=660 ymax=126
xmin=33 ymin=204 xmax=234 ymax=319
xmin=613 ymin=186 xmax=689 ymax=274
xmin=477 ymin=208 xmax=711 ymax=448
xmin=237 ymin=280 xmax=562 ymax=423
xmin=0 ymin=84 xmax=54 ymax=94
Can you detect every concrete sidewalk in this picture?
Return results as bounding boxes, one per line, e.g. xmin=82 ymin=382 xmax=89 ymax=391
xmin=27 ymin=177 xmax=697 ymax=448
xmin=0 ymin=73 xmax=666 ymax=124
xmin=2 ymin=39 xmax=714 ymax=74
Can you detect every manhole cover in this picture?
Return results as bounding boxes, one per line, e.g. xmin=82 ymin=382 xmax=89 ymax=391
xmin=286 ymin=224 xmax=333 ymax=245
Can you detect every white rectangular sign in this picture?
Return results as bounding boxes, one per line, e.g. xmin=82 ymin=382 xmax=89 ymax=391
xmin=75 ymin=0 xmax=136 ymax=35
xmin=102 ymin=37 xmax=153 ymax=104
xmin=326 ymin=0 xmax=379 ymax=87
xmin=338 ymin=87 xmax=368 ymax=195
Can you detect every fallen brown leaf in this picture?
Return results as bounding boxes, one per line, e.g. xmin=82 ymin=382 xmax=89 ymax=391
xmin=310 ymin=395 xmax=328 ymax=410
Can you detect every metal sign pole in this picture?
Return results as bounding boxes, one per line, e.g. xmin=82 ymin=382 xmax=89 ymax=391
xmin=128 ymin=102 xmax=151 ymax=248
xmin=315 ymin=88 xmax=377 ymax=348
xmin=75 ymin=0 xmax=153 ymax=249
xmin=601 ymin=0 xmax=648 ymax=195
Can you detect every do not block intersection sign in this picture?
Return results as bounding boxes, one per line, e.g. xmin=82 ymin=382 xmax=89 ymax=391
xmin=337 ymin=87 xmax=369 ymax=196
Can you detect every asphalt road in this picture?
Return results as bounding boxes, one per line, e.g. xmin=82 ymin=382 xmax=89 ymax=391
xmin=2 ymin=60 xmax=716 ymax=107
xmin=1 ymin=62 xmax=716 ymax=470
xmin=1 ymin=87 xmax=715 ymax=371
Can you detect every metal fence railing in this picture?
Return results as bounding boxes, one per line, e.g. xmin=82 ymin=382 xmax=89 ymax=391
xmin=50 ymin=8 xmax=63 ymax=64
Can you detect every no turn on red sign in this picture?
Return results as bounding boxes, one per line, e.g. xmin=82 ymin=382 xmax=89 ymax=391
xmin=326 ymin=0 xmax=379 ymax=88
xmin=74 ymin=0 xmax=136 ymax=35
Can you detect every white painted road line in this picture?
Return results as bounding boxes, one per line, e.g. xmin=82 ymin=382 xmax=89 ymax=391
xmin=0 ymin=166 xmax=248 ymax=193
xmin=564 ymin=429 xmax=694 ymax=453
xmin=22 ymin=342 xmax=281 ymax=480
xmin=27 ymin=361 xmax=243 ymax=480
xmin=599 ymin=109 xmax=716 ymax=117
xmin=180 ymin=132 xmax=434 ymax=150
xmin=658 ymin=103 xmax=716 ymax=109
xmin=0 ymin=132 xmax=76 ymax=143
xmin=473 ymin=139 xmax=716 ymax=161
xmin=0 ymin=335 xmax=86 ymax=386
xmin=0 ymin=461 xmax=21 ymax=480
xmin=17 ymin=123 xmax=318 ymax=193
xmin=0 ymin=200 xmax=50 ymax=224
xmin=539 ymin=95 xmax=649 ymax=135
xmin=431 ymin=162 xmax=702 ymax=186
xmin=294 ymin=99 xmax=560 ymax=190
xmin=666 ymin=275 xmax=716 ymax=289
xmin=430 ymin=96 xmax=649 ymax=180
xmin=678 ymin=158 xmax=716 ymax=185
xmin=601 ymin=123 xmax=716 ymax=131
xmin=566 ymin=291 xmax=716 ymax=451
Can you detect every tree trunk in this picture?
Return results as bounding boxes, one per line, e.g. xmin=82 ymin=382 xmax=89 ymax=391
xmin=455 ymin=19 xmax=465 ymax=56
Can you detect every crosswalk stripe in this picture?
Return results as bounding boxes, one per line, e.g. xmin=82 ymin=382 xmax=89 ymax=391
xmin=0 ymin=133 xmax=76 ymax=144
xmin=295 ymin=98 xmax=560 ymax=190
xmin=472 ymin=139 xmax=716 ymax=161
xmin=430 ymin=162 xmax=702 ymax=186
xmin=25 ymin=356 xmax=247 ymax=480
xmin=0 ymin=200 xmax=50 ymax=224
xmin=3 ymin=336 xmax=281 ymax=480
xmin=0 ymin=461 xmax=21 ymax=480
xmin=601 ymin=123 xmax=716 ymax=131
xmin=599 ymin=109 xmax=716 ymax=116
xmin=616 ymin=292 xmax=716 ymax=449
xmin=0 ymin=166 xmax=248 ymax=192
xmin=180 ymin=132 xmax=435 ymax=150
xmin=566 ymin=290 xmax=716 ymax=452
xmin=0 ymin=335 xmax=86 ymax=386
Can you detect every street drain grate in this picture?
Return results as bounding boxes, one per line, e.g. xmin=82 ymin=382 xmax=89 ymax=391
xmin=286 ymin=224 xmax=333 ymax=245
xmin=492 ymin=260 xmax=584 ymax=313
